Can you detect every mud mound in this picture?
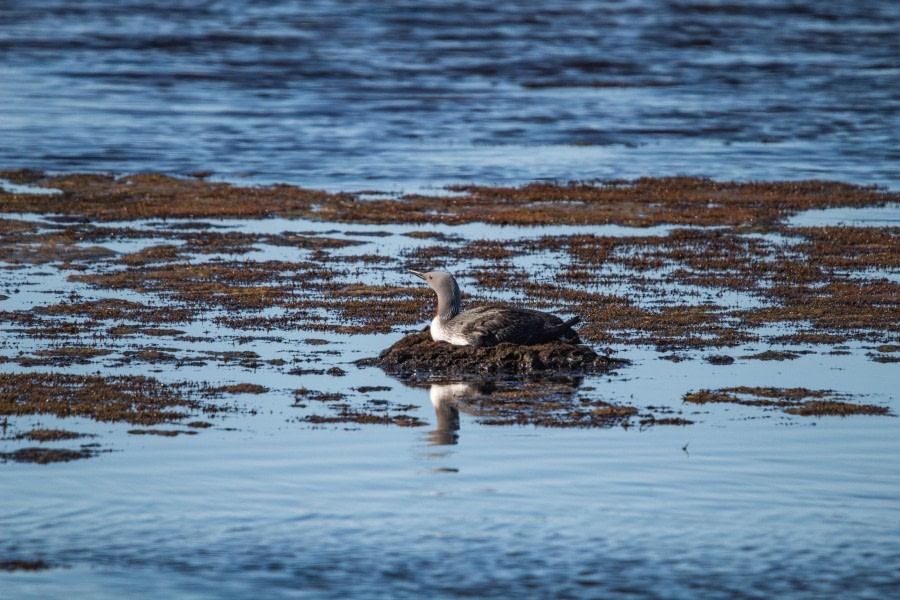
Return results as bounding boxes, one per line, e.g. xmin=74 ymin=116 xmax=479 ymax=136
xmin=357 ymin=330 xmax=625 ymax=379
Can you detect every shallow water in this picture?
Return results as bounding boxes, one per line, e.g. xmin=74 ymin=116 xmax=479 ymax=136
xmin=4 ymin=413 xmax=899 ymax=599
xmin=786 ymin=204 xmax=900 ymax=228
xmin=1 ymin=0 xmax=899 ymax=189
xmin=2 ymin=210 xmax=899 ymax=598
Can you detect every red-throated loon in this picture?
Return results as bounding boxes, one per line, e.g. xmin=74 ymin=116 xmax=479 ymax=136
xmin=410 ymin=269 xmax=580 ymax=346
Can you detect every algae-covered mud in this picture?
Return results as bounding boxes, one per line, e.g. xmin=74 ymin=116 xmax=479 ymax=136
xmin=1 ymin=172 xmax=898 ymax=597
xmin=358 ymin=329 xmax=622 ymax=378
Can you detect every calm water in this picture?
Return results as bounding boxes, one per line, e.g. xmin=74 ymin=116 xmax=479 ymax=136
xmin=1 ymin=0 xmax=899 ymax=189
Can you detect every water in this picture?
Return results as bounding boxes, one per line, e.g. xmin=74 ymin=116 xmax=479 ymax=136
xmin=787 ymin=204 xmax=900 ymax=228
xmin=1 ymin=0 xmax=898 ymax=190
xmin=2 ymin=1 xmax=899 ymax=596
xmin=2 ymin=210 xmax=899 ymax=598
xmin=4 ymin=418 xmax=898 ymax=599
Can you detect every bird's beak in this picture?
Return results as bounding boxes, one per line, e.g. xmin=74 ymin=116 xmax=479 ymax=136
xmin=409 ymin=269 xmax=427 ymax=281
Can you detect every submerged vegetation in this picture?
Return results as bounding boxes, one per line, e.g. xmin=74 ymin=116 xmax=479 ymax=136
xmin=0 ymin=445 xmax=103 ymax=464
xmin=0 ymin=170 xmax=894 ymax=226
xmin=0 ymin=373 xmax=233 ymax=425
xmin=0 ymin=170 xmax=896 ymax=459
xmin=683 ymin=386 xmax=891 ymax=417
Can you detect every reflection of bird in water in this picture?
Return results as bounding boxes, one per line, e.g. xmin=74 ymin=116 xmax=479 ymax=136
xmin=410 ymin=270 xmax=580 ymax=346
xmin=426 ymin=378 xmax=587 ymax=445
xmin=427 ymin=382 xmax=475 ymax=446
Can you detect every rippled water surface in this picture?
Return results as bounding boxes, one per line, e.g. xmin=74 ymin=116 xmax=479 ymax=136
xmin=2 ymin=209 xmax=899 ymax=598
xmin=2 ymin=2 xmax=899 ymax=598
xmin=1 ymin=0 xmax=898 ymax=189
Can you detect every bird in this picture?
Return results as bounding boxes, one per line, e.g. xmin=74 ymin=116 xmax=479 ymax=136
xmin=409 ymin=269 xmax=581 ymax=346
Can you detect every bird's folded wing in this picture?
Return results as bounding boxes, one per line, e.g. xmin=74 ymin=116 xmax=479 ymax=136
xmin=458 ymin=306 xmax=544 ymax=345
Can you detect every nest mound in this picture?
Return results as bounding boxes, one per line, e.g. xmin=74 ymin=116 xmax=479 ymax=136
xmin=357 ymin=330 xmax=625 ymax=379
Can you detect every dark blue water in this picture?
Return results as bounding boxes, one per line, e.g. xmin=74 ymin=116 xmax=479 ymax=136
xmin=2 ymin=0 xmax=898 ymax=189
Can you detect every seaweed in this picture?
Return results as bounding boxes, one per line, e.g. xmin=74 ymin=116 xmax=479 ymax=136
xmin=357 ymin=329 xmax=625 ymax=379
xmin=684 ymin=387 xmax=890 ymax=417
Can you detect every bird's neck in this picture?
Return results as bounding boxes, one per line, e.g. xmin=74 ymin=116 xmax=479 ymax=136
xmin=435 ymin=289 xmax=461 ymax=322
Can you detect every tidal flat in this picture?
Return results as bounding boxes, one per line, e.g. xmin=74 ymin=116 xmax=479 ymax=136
xmin=1 ymin=172 xmax=898 ymax=598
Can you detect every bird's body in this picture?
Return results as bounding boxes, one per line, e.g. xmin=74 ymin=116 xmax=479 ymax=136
xmin=430 ymin=305 xmax=579 ymax=346
xmin=411 ymin=270 xmax=580 ymax=347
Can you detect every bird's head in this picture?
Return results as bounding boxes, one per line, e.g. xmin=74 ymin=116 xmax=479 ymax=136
xmin=409 ymin=269 xmax=461 ymax=318
xmin=409 ymin=269 xmax=457 ymax=296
